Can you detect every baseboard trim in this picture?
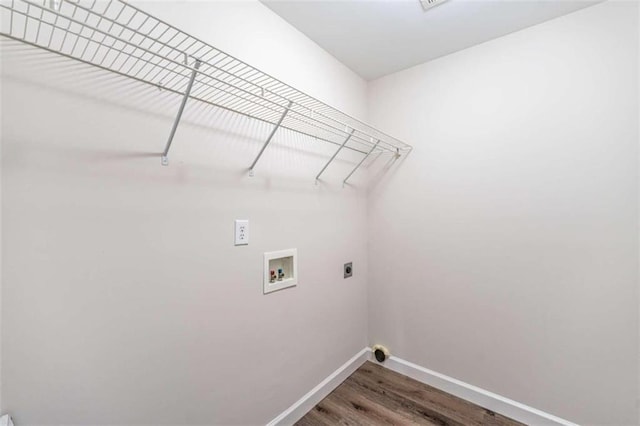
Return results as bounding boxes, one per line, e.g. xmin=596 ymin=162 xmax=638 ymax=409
xmin=268 ymin=347 xmax=577 ymax=426
xmin=266 ymin=348 xmax=371 ymax=426
xmin=381 ymin=353 xmax=578 ymax=426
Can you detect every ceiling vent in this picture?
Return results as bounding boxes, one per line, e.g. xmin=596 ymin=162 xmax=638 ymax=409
xmin=420 ymin=0 xmax=449 ymax=11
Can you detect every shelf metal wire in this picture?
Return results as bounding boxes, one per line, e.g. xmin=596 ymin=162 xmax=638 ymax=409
xmin=0 ymin=0 xmax=412 ymax=180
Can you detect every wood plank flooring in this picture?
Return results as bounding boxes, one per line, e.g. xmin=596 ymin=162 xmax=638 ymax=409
xmin=295 ymin=361 xmax=525 ymax=426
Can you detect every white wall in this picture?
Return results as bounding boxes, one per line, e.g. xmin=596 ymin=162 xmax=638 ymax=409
xmin=0 ymin=33 xmax=3 ymax=414
xmin=367 ymin=1 xmax=639 ymax=424
xmin=3 ymin=0 xmax=640 ymax=424
xmin=0 ymin=1 xmax=369 ymax=424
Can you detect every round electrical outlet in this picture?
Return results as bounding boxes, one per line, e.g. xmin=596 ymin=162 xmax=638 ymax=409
xmin=344 ymin=262 xmax=353 ymax=278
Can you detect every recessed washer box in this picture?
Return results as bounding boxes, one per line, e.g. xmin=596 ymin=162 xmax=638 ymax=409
xmin=264 ymin=248 xmax=298 ymax=294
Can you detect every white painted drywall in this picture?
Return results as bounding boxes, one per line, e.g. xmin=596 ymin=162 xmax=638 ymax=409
xmin=0 ymin=1 xmax=369 ymax=424
xmin=367 ymin=1 xmax=639 ymax=424
xmin=3 ymin=0 xmax=640 ymax=424
xmin=0 ymin=33 xmax=3 ymax=414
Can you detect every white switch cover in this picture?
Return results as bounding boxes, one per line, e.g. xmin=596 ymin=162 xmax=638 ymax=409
xmin=235 ymin=220 xmax=249 ymax=245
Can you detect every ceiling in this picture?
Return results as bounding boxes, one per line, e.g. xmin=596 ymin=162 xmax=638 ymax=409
xmin=261 ymin=0 xmax=601 ymax=80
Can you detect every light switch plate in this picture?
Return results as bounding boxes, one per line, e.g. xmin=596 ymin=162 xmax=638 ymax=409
xmin=235 ymin=220 xmax=249 ymax=245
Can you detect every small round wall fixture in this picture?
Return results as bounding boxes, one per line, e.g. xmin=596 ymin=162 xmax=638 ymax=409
xmin=372 ymin=344 xmax=390 ymax=363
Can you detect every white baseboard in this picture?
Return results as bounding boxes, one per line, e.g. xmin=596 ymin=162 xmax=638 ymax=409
xmin=266 ymin=348 xmax=372 ymax=426
xmin=268 ymin=347 xmax=577 ymax=426
xmin=381 ymin=353 xmax=578 ymax=426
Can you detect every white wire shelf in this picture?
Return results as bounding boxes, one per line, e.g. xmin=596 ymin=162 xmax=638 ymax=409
xmin=0 ymin=0 xmax=412 ymax=183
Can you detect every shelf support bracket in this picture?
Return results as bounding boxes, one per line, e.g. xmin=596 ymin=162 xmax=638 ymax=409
xmin=161 ymin=59 xmax=201 ymax=166
xmin=248 ymin=100 xmax=293 ymax=176
xmin=315 ymin=128 xmax=355 ymax=183
xmin=343 ymin=139 xmax=381 ymax=186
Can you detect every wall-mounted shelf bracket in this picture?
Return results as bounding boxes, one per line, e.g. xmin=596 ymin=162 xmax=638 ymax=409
xmin=248 ymin=100 xmax=293 ymax=176
xmin=161 ymin=58 xmax=201 ymax=166
xmin=315 ymin=128 xmax=355 ymax=184
xmin=343 ymin=139 xmax=381 ymax=187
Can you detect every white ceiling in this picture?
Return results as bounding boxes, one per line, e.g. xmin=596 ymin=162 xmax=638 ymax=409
xmin=261 ymin=0 xmax=601 ymax=80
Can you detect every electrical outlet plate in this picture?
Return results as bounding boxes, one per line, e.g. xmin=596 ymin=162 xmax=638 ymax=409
xmin=344 ymin=262 xmax=353 ymax=278
xmin=235 ymin=220 xmax=249 ymax=245
xmin=264 ymin=248 xmax=298 ymax=294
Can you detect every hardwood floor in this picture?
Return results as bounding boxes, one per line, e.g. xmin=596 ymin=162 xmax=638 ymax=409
xmin=295 ymin=361 xmax=524 ymax=426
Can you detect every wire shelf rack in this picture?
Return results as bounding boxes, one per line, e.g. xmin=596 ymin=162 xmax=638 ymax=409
xmin=0 ymin=0 xmax=412 ymax=183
